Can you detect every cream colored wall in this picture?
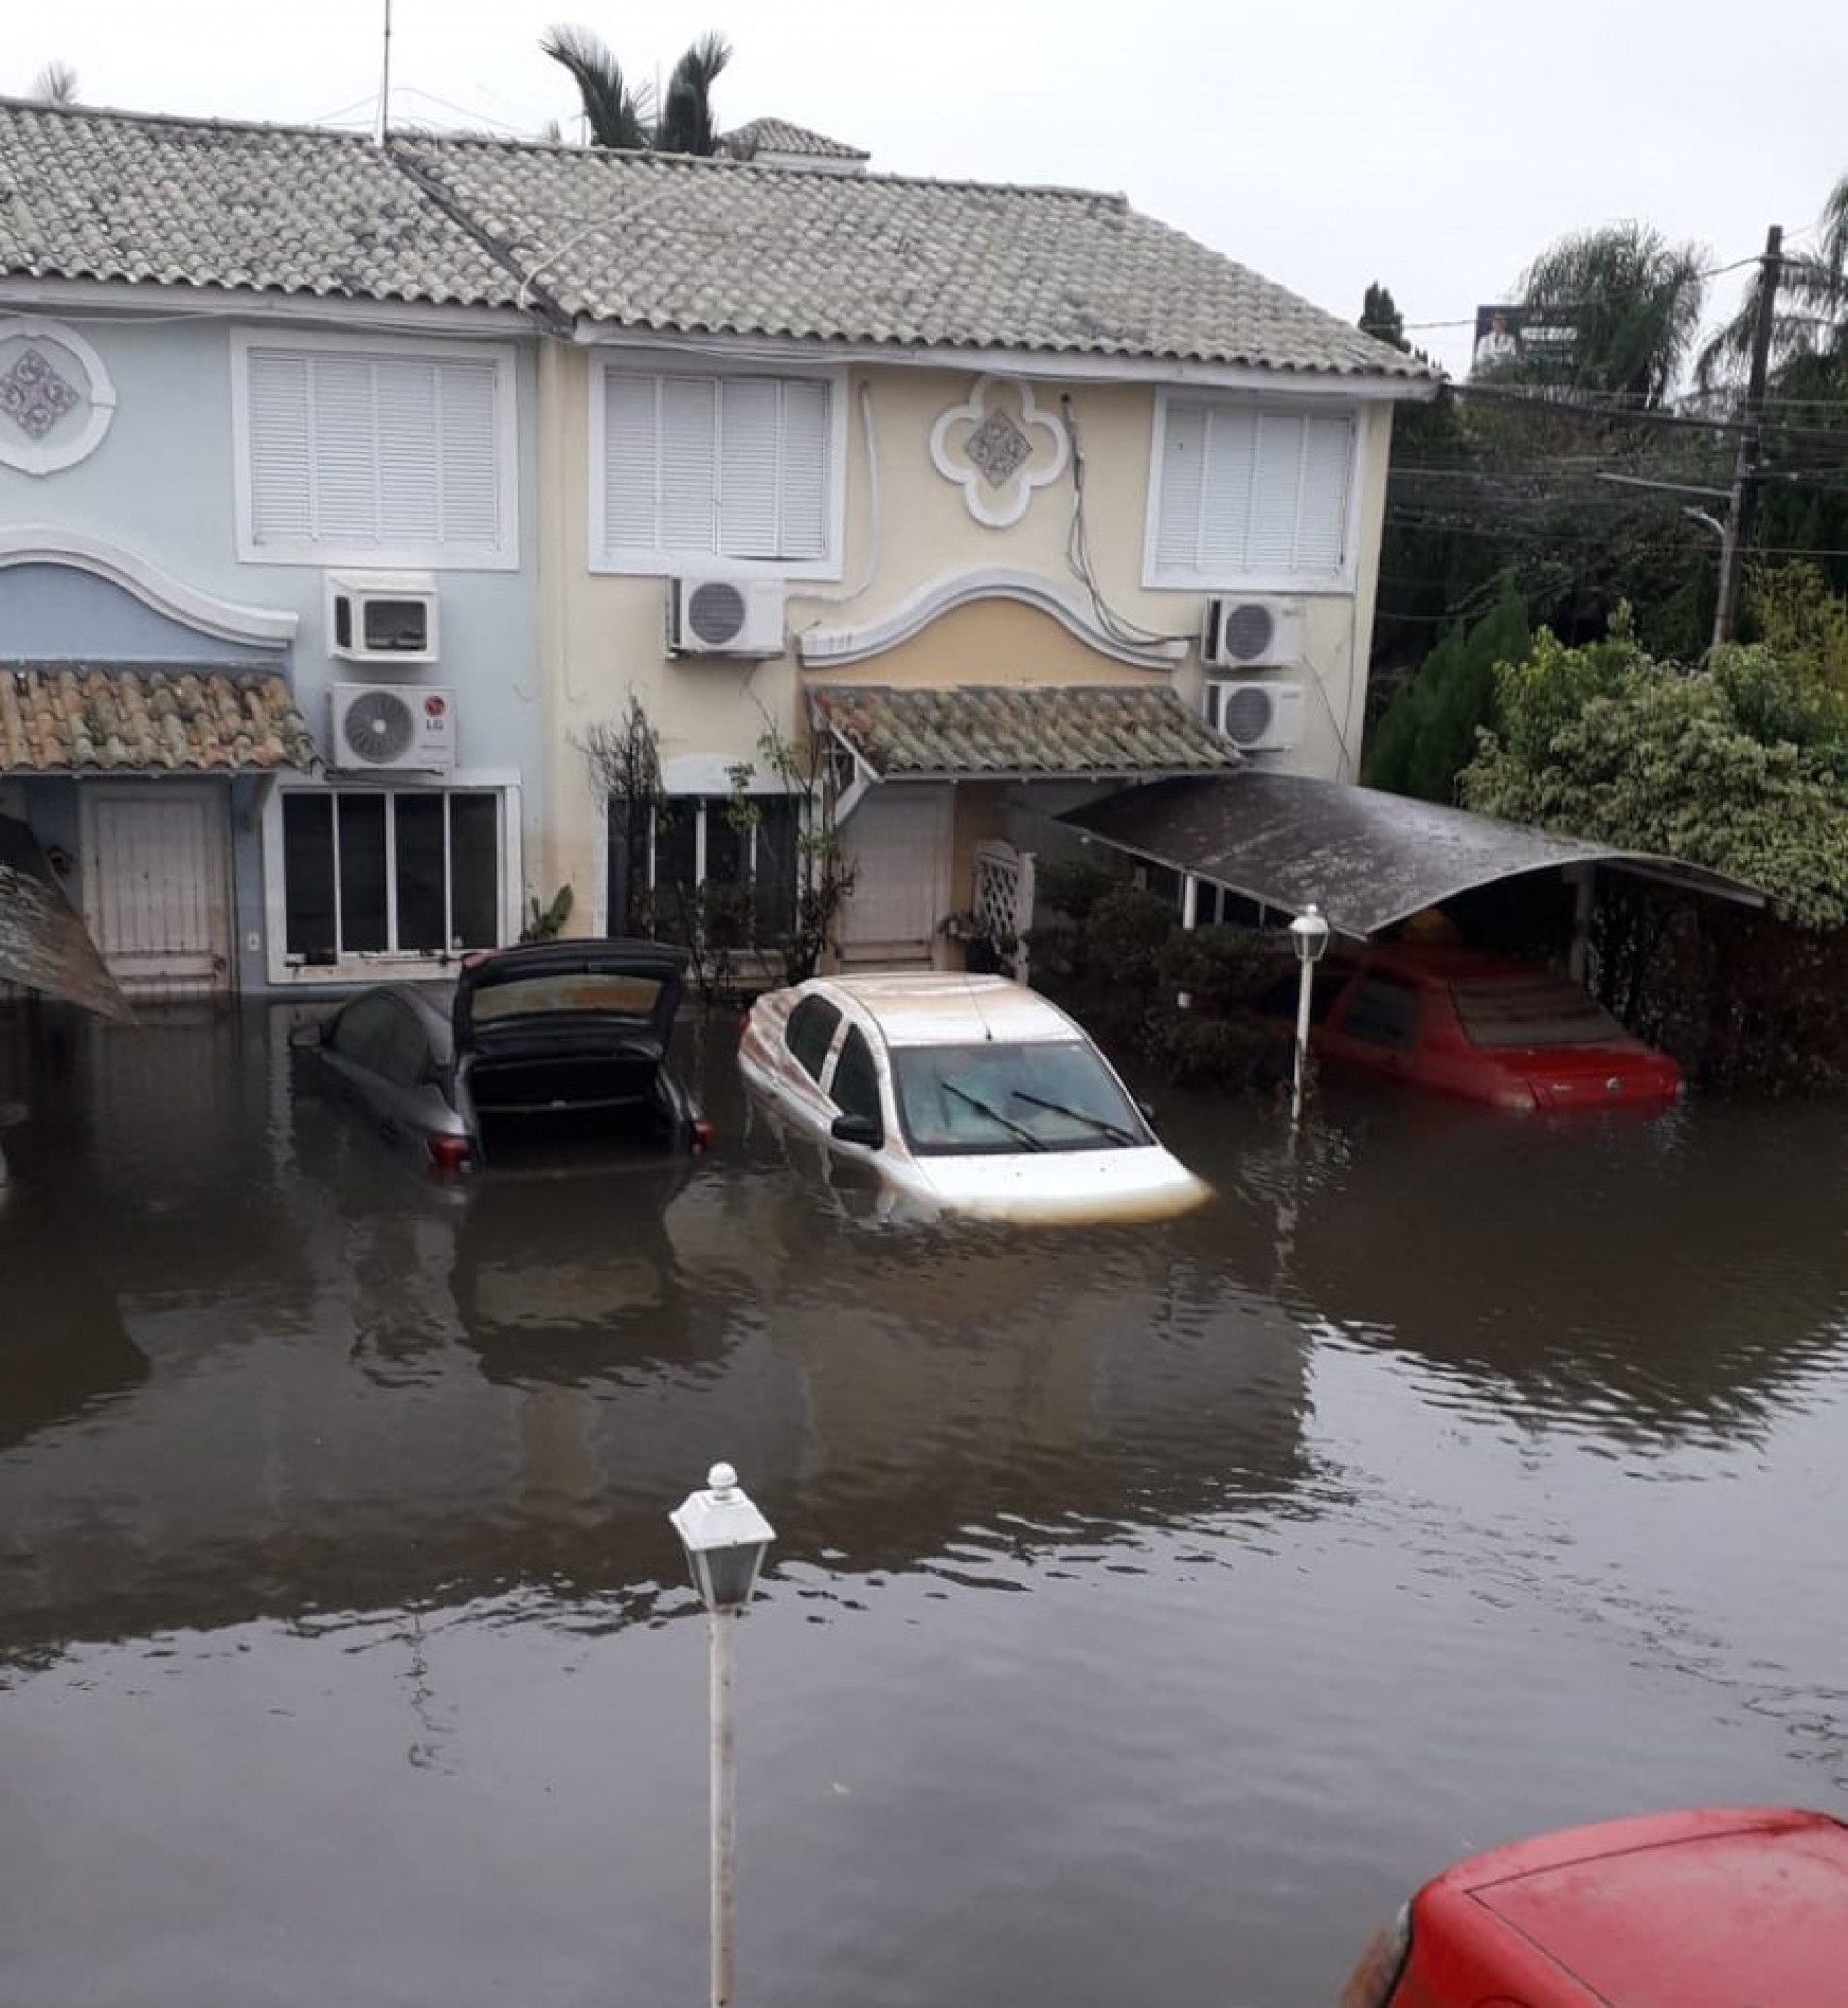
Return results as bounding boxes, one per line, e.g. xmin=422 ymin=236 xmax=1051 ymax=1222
xmin=533 ymin=348 xmax=1399 ymax=922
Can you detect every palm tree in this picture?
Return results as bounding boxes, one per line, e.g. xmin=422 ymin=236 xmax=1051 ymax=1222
xmin=540 ymin=24 xmax=731 ymax=153
xmin=30 ymin=61 xmax=78 ymax=104
xmin=1697 ymin=174 xmax=1848 ymax=391
xmin=1515 ymin=222 xmax=1707 ymax=407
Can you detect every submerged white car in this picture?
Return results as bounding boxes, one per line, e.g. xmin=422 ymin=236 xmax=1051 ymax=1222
xmin=737 ymin=973 xmax=1211 ymax=1224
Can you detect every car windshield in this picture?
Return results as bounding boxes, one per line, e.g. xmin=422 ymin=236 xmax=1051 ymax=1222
xmin=1451 ymin=974 xmax=1630 ymax=1049
xmin=470 ymin=972 xmax=666 ymax=1024
xmin=890 ymin=1040 xmax=1149 ymax=1156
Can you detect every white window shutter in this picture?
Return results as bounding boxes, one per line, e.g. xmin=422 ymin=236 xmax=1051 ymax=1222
xmin=719 ymin=378 xmax=783 ymax=557
xmin=661 ymin=377 xmax=718 ymax=553
xmin=310 ymin=357 xmax=382 ymax=542
xmin=374 ymin=359 xmax=441 ymax=544
xmin=1155 ymin=402 xmax=1208 ymax=574
xmin=777 ymin=380 xmax=829 ymax=561
xmin=1293 ymin=414 xmax=1354 ymax=574
xmin=1200 ymin=406 xmax=1260 ymax=572
xmin=435 ymin=361 xmax=501 ymax=549
xmin=1154 ymin=399 xmax=1355 ymax=583
xmin=246 ymin=352 xmax=314 ymax=546
xmin=603 ymin=371 xmax=661 ymax=553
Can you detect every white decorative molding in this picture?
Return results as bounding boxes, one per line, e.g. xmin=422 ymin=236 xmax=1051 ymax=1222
xmin=796 ymin=564 xmax=1185 ymax=670
xmin=0 ymin=525 xmax=299 ymax=646
xmin=0 ymin=318 xmax=118 ymax=474
xmin=928 ymin=375 xmax=1070 ymax=528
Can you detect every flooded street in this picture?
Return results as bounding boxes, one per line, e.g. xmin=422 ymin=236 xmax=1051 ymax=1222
xmin=4 ymin=1005 xmax=1848 ymax=2008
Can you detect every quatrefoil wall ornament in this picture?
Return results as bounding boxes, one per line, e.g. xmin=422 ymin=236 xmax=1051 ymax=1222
xmin=928 ymin=375 xmax=1070 ymax=528
xmin=0 ymin=319 xmax=118 ymax=476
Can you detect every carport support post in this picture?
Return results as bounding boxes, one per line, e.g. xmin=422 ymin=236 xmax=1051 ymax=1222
xmin=1567 ymin=866 xmax=1595 ymax=985
xmin=1177 ymin=874 xmax=1199 ymax=1008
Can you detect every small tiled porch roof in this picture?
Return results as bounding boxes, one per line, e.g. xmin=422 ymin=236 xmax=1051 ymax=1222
xmin=0 ymin=665 xmax=319 ymax=773
xmin=810 ymin=683 xmax=1239 ymax=781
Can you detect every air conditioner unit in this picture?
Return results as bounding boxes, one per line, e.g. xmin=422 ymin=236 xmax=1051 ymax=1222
xmin=1204 ymin=597 xmax=1305 ymax=670
xmin=668 ymin=578 xmax=786 ymax=657
xmin=331 ymin=683 xmax=457 ymax=772
xmin=327 ymin=572 xmax=439 ymax=665
xmin=1205 ymin=679 xmax=1305 ymax=753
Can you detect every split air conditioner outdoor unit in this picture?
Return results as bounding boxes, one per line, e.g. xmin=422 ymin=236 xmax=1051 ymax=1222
xmin=1204 ymin=597 xmax=1305 ymax=670
xmin=1205 ymin=679 xmax=1305 ymax=753
xmin=327 ymin=571 xmax=440 ymax=665
xmin=668 ymin=578 xmax=787 ymax=657
xmin=330 ymin=683 xmax=457 ymax=772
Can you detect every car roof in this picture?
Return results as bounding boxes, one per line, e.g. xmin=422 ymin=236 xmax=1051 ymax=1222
xmin=806 ymin=973 xmax=1083 ymax=1048
xmin=1432 ymin=1807 xmax=1848 ymax=2008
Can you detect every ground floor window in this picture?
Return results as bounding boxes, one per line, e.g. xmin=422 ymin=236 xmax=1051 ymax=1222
xmin=607 ymin=792 xmax=799 ymax=949
xmin=281 ymin=787 xmax=502 ymax=965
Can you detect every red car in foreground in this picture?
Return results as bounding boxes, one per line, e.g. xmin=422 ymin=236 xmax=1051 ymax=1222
xmin=1341 ymin=1805 xmax=1848 ymax=2008
xmin=1303 ymin=943 xmax=1682 ymax=1112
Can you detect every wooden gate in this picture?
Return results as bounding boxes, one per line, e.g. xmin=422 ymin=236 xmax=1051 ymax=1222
xmin=81 ymin=783 xmax=233 ymax=998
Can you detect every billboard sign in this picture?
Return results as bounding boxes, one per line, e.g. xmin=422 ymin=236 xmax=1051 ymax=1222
xmin=1471 ymin=303 xmax=1582 ymax=380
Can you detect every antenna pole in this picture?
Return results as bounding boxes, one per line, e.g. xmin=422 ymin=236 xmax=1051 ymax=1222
xmin=374 ymin=0 xmax=393 ymax=146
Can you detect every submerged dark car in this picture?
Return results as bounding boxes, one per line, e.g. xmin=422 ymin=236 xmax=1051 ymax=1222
xmin=297 ymin=939 xmax=710 ymax=1172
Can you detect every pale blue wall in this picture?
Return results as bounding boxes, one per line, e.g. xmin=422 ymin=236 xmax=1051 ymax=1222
xmin=0 ymin=312 xmax=544 ymax=996
xmin=0 ymin=565 xmax=287 ymax=664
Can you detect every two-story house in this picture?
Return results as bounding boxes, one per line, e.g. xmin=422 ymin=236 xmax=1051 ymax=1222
xmin=0 ymin=96 xmax=1434 ymax=999
xmin=0 ymin=103 xmax=545 ymax=1002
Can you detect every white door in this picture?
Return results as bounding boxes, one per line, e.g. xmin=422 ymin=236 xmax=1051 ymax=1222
xmin=82 ymin=784 xmax=233 ymax=998
xmin=837 ymin=786 xmax=953 ymax=968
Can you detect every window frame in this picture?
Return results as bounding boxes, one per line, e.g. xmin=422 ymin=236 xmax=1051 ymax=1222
xmin=230 ymin=327 xmax=521 ymax=570
xmin=588 ymin=355 xmax=849 ymax=580
xmin=1141 ymin=387 xmax=1364 ymax=594
xmin=262 ymin=771 xmax=522 ymax=987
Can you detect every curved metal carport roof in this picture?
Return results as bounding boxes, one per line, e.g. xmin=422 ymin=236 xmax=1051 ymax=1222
xmin=1060 ymin=774 xmax=1766 ymax=938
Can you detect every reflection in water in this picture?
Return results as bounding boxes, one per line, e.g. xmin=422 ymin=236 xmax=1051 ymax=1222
xmin=2 ymin=1008 xmax=1847 ymax=2008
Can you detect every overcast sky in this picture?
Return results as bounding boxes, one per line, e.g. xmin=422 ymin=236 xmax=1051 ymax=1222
xmin=4 ymin=0 xmax=1844 ymax=378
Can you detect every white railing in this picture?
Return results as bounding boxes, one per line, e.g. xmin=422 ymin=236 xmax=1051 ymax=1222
xmin=972 ymin=840 xmax=1036 ymax=983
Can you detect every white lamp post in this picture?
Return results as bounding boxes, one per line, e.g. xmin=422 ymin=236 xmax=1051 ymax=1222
xmin=1287 ymin=903 xmax=1331 ymax=1126
xmin=670 ymin=1463 xmax=776 ymax=2008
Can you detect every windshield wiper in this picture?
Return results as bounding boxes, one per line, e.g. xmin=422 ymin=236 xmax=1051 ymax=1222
xmin=1008 ymin=1089 xmax=1138 ymax=1145
xmin=942 ymin=1080 xmax=1047 ymax=1149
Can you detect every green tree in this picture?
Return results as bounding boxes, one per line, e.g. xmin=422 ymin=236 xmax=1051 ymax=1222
xmin=1513 ymin=221 xmax=1708 ymax=405
xmin=1460 ymin=616 xmax=1848 ymax=929
xmin=1364 ymin=582 xmax=1531 ymax=802
xmin=30 ymin=61 xmax=77 ymax=103
xmin=541 ymin=24 xmax=732 ymax=152
xmin=1360 ymin=282 xmax=1409 ymax=352
xmin=1698 ymin=173 xmax=1848 ymax=389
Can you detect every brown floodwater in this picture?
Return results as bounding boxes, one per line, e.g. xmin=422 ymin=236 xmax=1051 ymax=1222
xmin=3 ymin=1003 xmax=1847 ymax=2008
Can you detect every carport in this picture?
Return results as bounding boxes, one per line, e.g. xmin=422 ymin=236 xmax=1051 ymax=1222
xmin=1060 ymin=773 xmax=1765 ymax=956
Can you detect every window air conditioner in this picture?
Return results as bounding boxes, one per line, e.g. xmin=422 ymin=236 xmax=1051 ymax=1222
xmin=331 ymin=683 xmax=457 ymax=772
xmin=1205 ymin=679 xmax=1305 ymax=753
xmin=1204 ymin=597 xmax=1305 ymax=670
xmin=668 ymin=578 xmax=787 ymax=657
xmin=327 ymin=572 xmax=440 ymax=665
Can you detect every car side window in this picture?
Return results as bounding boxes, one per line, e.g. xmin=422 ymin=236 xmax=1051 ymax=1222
xmin=785 ymin=996 xmax=842 ymax=1082
xmin=830 ymin=1026 xmax=883 ymax=1130
xmin=331 ymin=995 xmax=395 ymax=1072
xmin=1341 ymin=976 xmax=1420 ymax=1048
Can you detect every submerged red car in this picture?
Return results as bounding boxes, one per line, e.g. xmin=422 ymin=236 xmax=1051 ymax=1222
xmin=1341 ymin=1805 xmax=1848 ymax=2008
xmin=1303 ymin=943 xmax=1682 ymax=1112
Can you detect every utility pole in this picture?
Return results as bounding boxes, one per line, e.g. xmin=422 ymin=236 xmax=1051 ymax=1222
xmin=1711 ymin=223 xmax=1782 ymax=646
xmin=374 ymin=0 xmax=393 ymax=147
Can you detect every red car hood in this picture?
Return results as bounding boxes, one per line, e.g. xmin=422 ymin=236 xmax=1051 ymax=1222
xmin=1460 ymin=1807 xmax=1848 ymax=2008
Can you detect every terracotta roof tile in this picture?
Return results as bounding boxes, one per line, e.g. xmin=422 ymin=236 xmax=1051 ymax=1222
xmin=810 ymin=683 xmax=1240 ymax=780
xmin=0 ymin=665 xmax=319 ymax=773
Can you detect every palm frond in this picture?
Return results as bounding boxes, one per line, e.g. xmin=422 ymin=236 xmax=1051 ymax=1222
xmin=539 ymin=24 xmax=649 ymax=150
xmin=31 ymin=60 xmax=77 ymax=105
xmin=656 ymin=31 xmax=731 ymax=156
